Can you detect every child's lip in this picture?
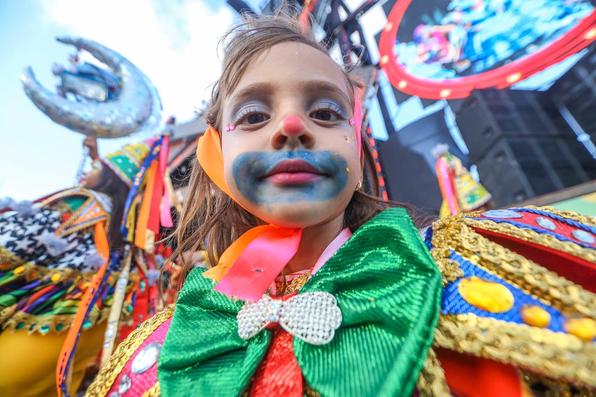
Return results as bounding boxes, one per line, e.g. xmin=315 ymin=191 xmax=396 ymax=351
xmin=265 ymin=172 xmax=323 ymax=185
xmin=263 ymin=159 xmax=326 ymax=178
xmin=262 ymin=159 xmax=327 ymax=185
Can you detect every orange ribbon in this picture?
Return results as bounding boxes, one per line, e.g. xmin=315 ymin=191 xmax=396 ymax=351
xmin=56 ymin=221 xmax=110 ymax=396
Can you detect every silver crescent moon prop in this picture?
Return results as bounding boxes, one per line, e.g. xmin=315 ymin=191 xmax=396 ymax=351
xmin=20 ymin=37 xmax=162 ymax=138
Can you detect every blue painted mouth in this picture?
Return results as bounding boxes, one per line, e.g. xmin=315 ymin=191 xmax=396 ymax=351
xmin=232 ymin=150 xmax=349 ymax=204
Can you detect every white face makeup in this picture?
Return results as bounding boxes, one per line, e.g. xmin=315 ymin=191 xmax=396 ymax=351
xmin=220 ymin=42 xmax=362 ymax=228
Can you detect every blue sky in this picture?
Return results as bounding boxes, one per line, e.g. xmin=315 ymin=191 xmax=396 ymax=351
xmin=0 ymin=0 xmax=588 ymax=200
xmin=0 ymin=0 xmax=234 ymax=199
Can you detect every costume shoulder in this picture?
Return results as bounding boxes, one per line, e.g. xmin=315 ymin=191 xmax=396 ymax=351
xmin=426 ymin=206 xmax=595 ymax=388
xmin=40 ymin=187 xmax=113 ymax=234
xmin=85 ymin=305 xmax=174 ymax=397
xmin=0 ymin=187 xmax=116 ymax=333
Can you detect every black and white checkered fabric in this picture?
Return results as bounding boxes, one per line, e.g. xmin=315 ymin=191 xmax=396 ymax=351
xmin=0 ymin=207 xmax=97 ymax=273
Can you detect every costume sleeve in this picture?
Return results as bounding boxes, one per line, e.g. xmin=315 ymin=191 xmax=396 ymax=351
xmin=426 ymin=206 xmax=595 ymax=395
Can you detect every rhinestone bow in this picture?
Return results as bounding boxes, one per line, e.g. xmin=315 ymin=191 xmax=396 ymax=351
xmin=237 ymin=292 xmax=342 ymax=345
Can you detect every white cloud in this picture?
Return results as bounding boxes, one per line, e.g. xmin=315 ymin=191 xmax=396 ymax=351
xmin=40 ymin=0 xmax=235 ymax=120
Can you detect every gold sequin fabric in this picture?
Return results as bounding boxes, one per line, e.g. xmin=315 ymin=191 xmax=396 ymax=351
xmin=429 ymin=210 xmax=596 ymax=389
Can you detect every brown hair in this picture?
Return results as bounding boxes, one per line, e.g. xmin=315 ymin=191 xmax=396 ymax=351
xmin=90 ymin=165 xmax=129 ymax=249
xmin=170 ymin=11 xmax=424 ymax=286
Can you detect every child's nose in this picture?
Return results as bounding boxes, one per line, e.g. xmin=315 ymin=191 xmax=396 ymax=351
xmin=272 ymin=115 xmax=314 ymax=149
xmin=282 ymin=115 xmax=304 ymax=135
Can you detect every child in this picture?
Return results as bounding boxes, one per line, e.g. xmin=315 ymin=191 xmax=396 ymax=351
xmin=87 ymin=12 xmax=595 ymax=397
xmin=0 ymin=139 xmax=150 ymax=396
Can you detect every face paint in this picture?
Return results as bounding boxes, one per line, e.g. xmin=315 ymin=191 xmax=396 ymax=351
xmin=232 ymin=150 xmax=348 ymax=205
xmin=282 ymin=115 xmax=304 ymax=134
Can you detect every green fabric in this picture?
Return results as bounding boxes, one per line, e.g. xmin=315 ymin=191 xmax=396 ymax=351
xmin=159 ymin=208 xmax=442 ymax=397
xmin=103 ymin=142 xmax=150 ymax=185
xmin=63 ymin=196 xmax=86 ymax=212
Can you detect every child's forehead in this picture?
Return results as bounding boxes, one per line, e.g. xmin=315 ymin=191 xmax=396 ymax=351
xmin=229 ymin=42 xmax=352 ymax=101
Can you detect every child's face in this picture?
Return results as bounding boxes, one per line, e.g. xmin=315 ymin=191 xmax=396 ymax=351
xmin=221 ymin=42 xmax=361 ymax=228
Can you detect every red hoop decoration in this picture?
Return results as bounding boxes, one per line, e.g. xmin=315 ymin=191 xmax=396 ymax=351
xmin=378 ymin=0 xmax=596 ymax=99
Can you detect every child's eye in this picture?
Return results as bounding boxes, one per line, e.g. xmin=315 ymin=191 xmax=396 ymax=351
xmin=234 ymin=104 xmax=271 ymax=126
xmin=309 ymin=101 xmax=346 ymax=123
xmin=244 ymin=112 xmax=270 ymax=124
xmin=310 ymin=109 xmax=339 ymax=121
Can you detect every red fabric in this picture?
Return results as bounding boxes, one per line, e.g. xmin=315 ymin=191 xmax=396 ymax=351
xmin=250 ymin=329 xmax=303 ymax=397
xmin=119 ymin=275 xmax=150 ymax=340
xmin=437 ymin=348 xmax=524 ymax=397
xmin=476 ymin=211 xmax=596 ymax=250
xmin=475 ymin=227 xmax=596 ymax=293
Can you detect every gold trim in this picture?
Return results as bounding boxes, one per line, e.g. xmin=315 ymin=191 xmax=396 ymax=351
xmin=40 ymin=187 xmax=96 ymax=207
xmin=40 ymin=187 xmax=112 ymax=234
xmin=0 ymin=246 xmax=25 ymax=268
xmin=54 ymin=196 xmax=93 ymax=236
xmin=521 ymin=371 xmax=596 ymax=397
xmin=142 ymin=383 xmax=160 ymax=397
xmin=431 ymin=216 xmax=596 ymax=318
xmin=4 ymin=307 xmax=109 ymax=333
xmin=428 ymin=215 xmax=466 ymax=286
xmin=416 ymin=348 xmax=452 ymax=397
xmin=532 ymin=205 xmax=596 ymax=228
xmin=85 ymin=306 xmax=174 ymax=397
xmin=435 ymin=314 xmax=596 ymax=388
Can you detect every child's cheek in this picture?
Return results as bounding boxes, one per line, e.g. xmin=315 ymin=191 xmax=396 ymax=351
xmin=229 ymin=150 xmax=349 ymax=206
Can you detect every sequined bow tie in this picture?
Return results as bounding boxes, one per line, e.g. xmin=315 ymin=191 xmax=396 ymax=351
xmin=237 ymin=292 xmax=342 ymax=345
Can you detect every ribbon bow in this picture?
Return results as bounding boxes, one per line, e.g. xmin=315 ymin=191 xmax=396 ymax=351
xmin=237 ymin=292 xmax=342 ymax=345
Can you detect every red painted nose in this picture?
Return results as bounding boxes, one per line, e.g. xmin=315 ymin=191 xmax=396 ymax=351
xmin=282 ymin=115 xmax=304 ymax=135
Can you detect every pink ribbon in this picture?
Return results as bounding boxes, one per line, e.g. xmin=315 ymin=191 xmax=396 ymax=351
xmin=159 ymin=135 xmax=174 ymax=228
xmin=311 ymin=227 xmax=352 ymax=275
xmin=215 ymin=228 xmax=303 ymax=301
xmin=353 ymin=88 xmax=364 ymax=158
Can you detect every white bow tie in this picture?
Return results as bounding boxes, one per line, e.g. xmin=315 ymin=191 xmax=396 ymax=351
xmin=237 ymin=292 xmax=342 ymax=345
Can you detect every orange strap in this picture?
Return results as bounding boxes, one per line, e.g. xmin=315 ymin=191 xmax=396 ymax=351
xmin=135 ymin=161 xmax=157 ymax=250
xmin=196 ymin=126 xmax=232 ymax=197
xmin=56 ymin=221 xmax=110 ymax=397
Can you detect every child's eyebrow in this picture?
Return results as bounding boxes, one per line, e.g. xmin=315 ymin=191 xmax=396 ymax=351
xmin=300 ymin=80 xmax=351 ymax=106
xmin=230 ymin=82 xmax=275 ymax=109
xmin=230 ymin=80 xmax=351 ymax=110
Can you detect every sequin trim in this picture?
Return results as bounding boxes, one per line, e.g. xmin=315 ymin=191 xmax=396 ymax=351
xmin=142 ymin=383 xmax=160 ymax=397
xmin=85 ymin=306 xmax=174 ymax=397
xmin=435 ymin=314 xmax=595 ymax=388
